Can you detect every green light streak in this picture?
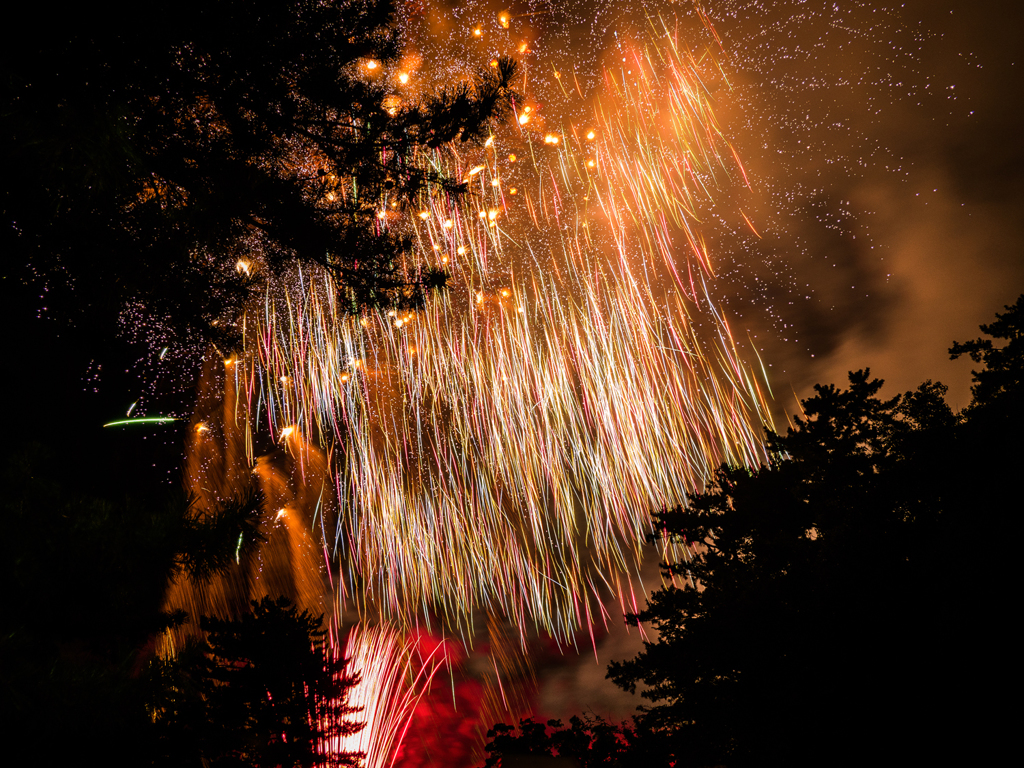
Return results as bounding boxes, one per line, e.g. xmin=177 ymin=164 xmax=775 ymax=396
xmin=103 ymin=417 xmax=179 ymax=428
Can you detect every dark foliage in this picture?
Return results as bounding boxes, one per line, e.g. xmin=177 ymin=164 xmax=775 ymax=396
xmin=601 ymin=297 xmax=1023 ymax=766
xmin=950 ymin=293 xmax=1024 ymax=408
xmin=3 ymin=0 xmax=516 ymax=345
xmin=0 ymin=444 xmax=264 ymax=766
xmin=151 ymin=597 xmax=362 ymax=768
xmin=483 ymin=714 xmax=677 ymax=767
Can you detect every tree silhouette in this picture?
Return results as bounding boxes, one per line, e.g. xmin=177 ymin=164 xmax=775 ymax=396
xmin=601 ymin=298 xmax=1024 ymax=766
xmin=0 ymin=444 xmax=264 ymax=767
xmin=950 ymin=294 xmax=1024 ymax=408
xmin=152 ymin=597 xmax=361 ymax=768
xmin=483 ymin=714 xmax=677 ymax=767
xmin=3 ymin=0 xmax=516 ymax=343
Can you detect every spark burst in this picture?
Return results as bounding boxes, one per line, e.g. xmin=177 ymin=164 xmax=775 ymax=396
xmin=324 ymin=624 xmax=449 ymax=768
xmin=160 ymin=3 xmax=839 ymax=765
xmin=232 ymin=9 xmax=773 ymax=640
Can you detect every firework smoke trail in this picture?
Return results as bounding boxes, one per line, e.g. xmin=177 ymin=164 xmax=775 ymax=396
xmin=235 ymin=12 xmax=772 ymax=641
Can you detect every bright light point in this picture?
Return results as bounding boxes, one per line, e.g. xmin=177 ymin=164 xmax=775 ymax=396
xmin=499 ymin=12 xmax=510 ymax=28
xmin=501 ymin=289 xmax=509 ymax=297
xmin=490 ymin=59 xmax=499 ymax=68
xmin=195 ymin=422 xmax=209 ymax=433
xmin=509 ymin=187 xmax=517 ymax=194
xmin=491 ymin=177 xmax=500 ymax=186
xmin=476 ymin=292 xmax=484 ymax=303
xmin=518 ymin=114 xmax=529 ymax=125
xmin=419 ymin=211 xmax=429 ymax=219
xmin=442 ymin=256 xmax=449 ymax=264
xmin=224 ymin=358 xmax=235 ymax=366
xmin=468 ymin=165 xmax=485 ymax=177
xmin=554 ymin=71 xmax=560 ymax=79
xmin=280 ymin=376 xmax=288 ymax=384
xmin=519 ymin=43 xmax=527 ymax=53
xmin=488 ymin=209 xmax=498 ymax=220
xmin=587 ymin=160 xmax=595 ymax=168
xmin=478 ymin=210 xmax=487 ymax=219
xmin=473 ymin=28 xmax=481 ymax=36
xmin=485 ymin=136 xmax=494 ymax=147
xmin=544 ymin=134 xmax=559 ymax=144
xmin=398 ymin=72 xmax=409 ymax=84
xmin=366 ymin=60 xmax=378 ymax=70
xmin=236 ymin=259 xmax=251 ymax=275
xmin=388 ymin=310 xmax=396 ymax=317
xmin=377 ymin=210 xmax=387 ymax=219
xmin=444 ymin=219 xmax=454 ymax=229
xmin=457 ymin=246 xmax=467 ymax=255
xmin=508 ymin=153 xmax=516 ymax=162
xmin=524 ymin=106 xmax=531 ymax=113
xmin=281 ymin=426 xmax=295 ymax=439
xmin=277 ymin=508 xmax=287 ymax=520
xmin=586 ymin=131 xmax=596 ymax=140
xmin=518 ymin=306 xmax=525 ymax=313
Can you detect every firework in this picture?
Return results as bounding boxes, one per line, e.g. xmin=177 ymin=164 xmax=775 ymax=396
xmin=230 ymin=11 xmax=772 ymax=641
xmin=323 ymin=623 xmax=449 ymax=768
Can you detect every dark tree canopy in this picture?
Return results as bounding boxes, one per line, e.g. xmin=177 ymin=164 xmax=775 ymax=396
xmin=0 ymin=445 xmax=264 ymax=767
xmin=483 ymin=715 xmax=677 ymax=768
xmin=0 ymin=443 xmax=360 ymax=768
xmin=950 ymin=293 xmax=1024 ymax=408
xmin=601 ymin=298 xmax=1023 ymax=766
xmin=152 ymin=597 xmax=362 ymax=768
xmin=3 ymin=0 xmax=515 ymax=344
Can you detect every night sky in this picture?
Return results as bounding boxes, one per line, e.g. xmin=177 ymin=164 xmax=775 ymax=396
xmin=3 ymin=1 xmax=1022 ymax=763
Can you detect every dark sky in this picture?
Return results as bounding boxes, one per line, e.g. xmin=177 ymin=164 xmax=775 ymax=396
xmin=719 ymin=0 xmax=1024 ymax=412
xmin=3 ymin=1 xmax=1021 ymax=760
